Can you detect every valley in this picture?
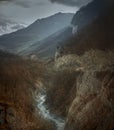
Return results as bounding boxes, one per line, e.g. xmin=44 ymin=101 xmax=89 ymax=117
xmin=0 ymin=0 xmax=114 ymax=130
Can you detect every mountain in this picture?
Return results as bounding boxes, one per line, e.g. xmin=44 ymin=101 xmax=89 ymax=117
xmin=19 ymin=26 xmax=73 ymax=59
xmin=64 ymin=0 xmax=114 ymax=55
xmin=72 ymin=0 xmax=114 ymax=30
xmin=0 ymin=13 xmax=73 ymax=52
xmin=0 ymin=0 xmax=114 ymax=129
xmin=56 ymin=1 xmax=114 ymax=130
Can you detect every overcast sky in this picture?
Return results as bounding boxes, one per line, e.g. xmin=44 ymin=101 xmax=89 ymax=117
xmin=0 ymin=0 xmax=79 ymax=25
xmin=0 ymin=0 xmax=92 ymax=35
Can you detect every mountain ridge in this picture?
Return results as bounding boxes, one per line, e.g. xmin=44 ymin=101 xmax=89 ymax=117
xmin=18 ymin=26 xmax=72 ymax=59
xmin=0 ymin=12 xmax=74 ymax=51
xmin=72 ymin=0 xmax=114 ymax=30
xmin=64 ymin=3 xmax=114 ymax=55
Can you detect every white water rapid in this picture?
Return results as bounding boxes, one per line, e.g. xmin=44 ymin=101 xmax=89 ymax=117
xmin=37 ymin=90 xmax=65 ymax=130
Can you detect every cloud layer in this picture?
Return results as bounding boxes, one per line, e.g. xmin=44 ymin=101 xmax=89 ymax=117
xmin=0 ymin=0 xmax=92 ymax=7
xmin=0 ymin=15 xmax=25 ymax=35
xmin=50 ymin=0 xmax=92 ymax=7
xmin=0 ymin=0 xmax=47 ymax=8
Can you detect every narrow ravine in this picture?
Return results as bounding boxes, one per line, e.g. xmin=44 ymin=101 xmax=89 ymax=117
xmin=37 ymin=90 xmax=65 ymax=130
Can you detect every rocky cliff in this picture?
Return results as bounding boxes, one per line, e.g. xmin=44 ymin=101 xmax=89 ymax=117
xmin=59 ymin=1 xmax=114 ymax=129
xmin=62 ymin=50 xmax=114 ymax=130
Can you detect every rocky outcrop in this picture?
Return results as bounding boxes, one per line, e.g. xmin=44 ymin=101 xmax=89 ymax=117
xmin=62 ymin=50 xmax=114 ymax=130
xmin=45 ymin=68 xmax=77 ymax=118
xmin=61 ymin=3 xmax=114 ymax=129
xmin=65 ymin=72 xmax=114 ymax=130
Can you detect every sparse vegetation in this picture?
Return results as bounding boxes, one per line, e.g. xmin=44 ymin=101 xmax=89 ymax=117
xmin=0 ymin=51 xmax=53 ymax=130
xmin=45 ymin=69 xmax=78 ymax=117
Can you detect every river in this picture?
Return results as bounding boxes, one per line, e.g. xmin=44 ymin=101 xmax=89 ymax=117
xmin=37 ymin=90 xmax=65 ymax=130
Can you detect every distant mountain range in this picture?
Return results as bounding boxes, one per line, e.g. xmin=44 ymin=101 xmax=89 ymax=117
xmin=0 ymin=12 xmax=73 ymax=57
xmin=0 ymin=0 xmax=114 ymax=60
xmin=19 ymin=26 xmax=72 ymax=59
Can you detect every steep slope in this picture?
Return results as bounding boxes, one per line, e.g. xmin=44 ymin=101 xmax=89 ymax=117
xmin=19 ymin=26 xmax=72 ymax=59
xmin=56 ymin=1 xmax=114 ymax=130
xmin=63 ymin=50 xmax=114 ymax=130
xmin=0 ymin=13 xmax=73 ymax=51
xmin=72 ymin=0 xmax=114 ymax=30
xmin=64 ymin=3 xmax=114 ymax=55
xmin=0 ymin=50 xmax=54 ymax=130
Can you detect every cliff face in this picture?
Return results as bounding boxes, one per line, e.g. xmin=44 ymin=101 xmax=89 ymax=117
xmin=55 ymin=1 xmax=114 ymax=129
xmin=63 ymin=50 xmax=114 ymax=130
xmin=44 ymin=4 xmax=114 ymax=128
xmin=54 ymin=50 xmax=114 ymax=130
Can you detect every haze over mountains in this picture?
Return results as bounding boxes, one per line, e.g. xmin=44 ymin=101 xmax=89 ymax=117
xmin=0 ymin=0 xmax=114 ymax=60
xmin=0 ymin=13 xmax=73 ymax=57
xmin=0 ymin=22 xmax=25 ymax=36
xmin=19 ymin=26 xmax=73 ymax=59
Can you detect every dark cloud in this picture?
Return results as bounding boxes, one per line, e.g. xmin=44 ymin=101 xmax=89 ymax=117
xmin=0 ymin=0 xmax=13 ymax=2
xmin=0 ymin=0 xmax=46 ymax=8
xmin=0 ymin=0 xmax=77 ymax=35
xmin=49 ymin=0 xmax=92 ymax=7
xmin=0 ymin=0 xmax=12 ymax=1
xmin=13 ymin=1 xmax=32 ymax=8
xmin=0 ymin=0 xmax=92 ymax=7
